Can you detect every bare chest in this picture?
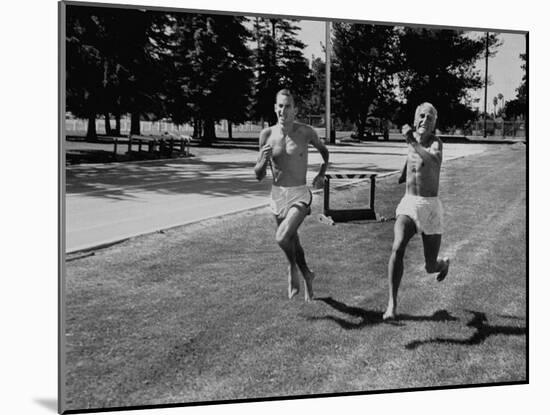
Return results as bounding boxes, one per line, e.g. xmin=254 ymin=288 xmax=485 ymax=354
xmin=408 ymin=150 xmax=424 ymax=172
xmin=271 ymin=135 xmax=307 ymax=159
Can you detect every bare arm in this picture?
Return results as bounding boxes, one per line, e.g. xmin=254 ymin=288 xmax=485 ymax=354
xmin=402 ymin=125 xmax=442 ymax=166
xmin=409 ymin=138 xmax=443 ymax=165
xmin=309 ymin=127 xmax=329 ymax=188
xmin=254 ymin=129 xmax=272 ymax=181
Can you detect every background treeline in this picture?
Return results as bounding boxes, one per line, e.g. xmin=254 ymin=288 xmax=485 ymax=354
xmin=66 ymin=5 xmax=526 ymax=143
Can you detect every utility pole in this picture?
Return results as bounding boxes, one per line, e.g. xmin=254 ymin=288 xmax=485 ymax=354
xmin=483 ymin=32 xmax=489 ymax=138
xmin=325 ymin=21 xmax=332 ymax=144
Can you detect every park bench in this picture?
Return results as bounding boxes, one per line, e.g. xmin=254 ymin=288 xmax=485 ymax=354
xmin=323 ymin=172 xmax=377 ymax=222
xmin=112 ymin=134 xmax=191 ymax=160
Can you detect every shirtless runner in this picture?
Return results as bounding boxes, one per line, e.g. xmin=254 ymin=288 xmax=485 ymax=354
xmin=254 ymin=89 xmax=329 ymax=301
xmin=383 ymin=102 xmax=450 ymax=320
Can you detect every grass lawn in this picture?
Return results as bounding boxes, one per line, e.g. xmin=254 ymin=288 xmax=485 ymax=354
xmin=63 ymin=143 xmax=527 ymax=411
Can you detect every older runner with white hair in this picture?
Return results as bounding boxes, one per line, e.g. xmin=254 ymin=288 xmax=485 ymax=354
xmin=384 ymin=102 xmax=450 ymax=320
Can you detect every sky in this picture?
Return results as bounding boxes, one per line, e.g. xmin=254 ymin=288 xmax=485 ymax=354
xmin=299 ymin=19 xmax=327 ymax=62
xmin=470 ymin=31 xmax=527 ymax=110
xmin=296 ymin=20 xmax=527 ymax=111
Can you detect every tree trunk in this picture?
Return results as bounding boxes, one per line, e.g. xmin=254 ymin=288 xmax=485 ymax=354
xmin=356 ymin=118 xmax=365 ymax=139
xmin=228 ymin=121 xmax=233 ymax=140
xmin=104 ymin=112 xmax=113 ymax=135
xmin=130 ymin=111 xmax=141 ymax=135
xmin=86 ymin=113 xmax=97 ymax=140
xmin=114 ymin=113 xmax=121 ymax=136
xmin=271 ymin=20 xmax=276 ymax=40
xmin=201 ymin=118 xmax=216 ymax=146
xmin=192 ymin=118 xmax=202 ymax=140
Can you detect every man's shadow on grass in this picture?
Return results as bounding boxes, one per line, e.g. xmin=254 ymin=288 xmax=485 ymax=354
xmin=311 ymin=299 xmax=525 ymax=350
xmin=405 ymin=310 xmax=526 ymax=350
xmin=310 ymin=297 xmax=458 ymax=329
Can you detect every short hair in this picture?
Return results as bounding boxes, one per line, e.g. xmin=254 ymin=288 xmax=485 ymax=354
xmin=415 ymin=102 xmax=438 ymax=125
xmin=275 ymin=88 xmax=295 ymax=105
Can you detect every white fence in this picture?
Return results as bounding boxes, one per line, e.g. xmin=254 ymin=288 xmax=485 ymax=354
xmin=66 ymin=117 xmax=526 ymax=139
xmin=65 ymin=118 xmax=264 ymax=135
xmin=469 ymin=120 xmax=526 ymax=138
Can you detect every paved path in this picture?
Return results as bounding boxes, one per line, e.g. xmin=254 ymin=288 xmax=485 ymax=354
xmin=65 ymin=142 xmax=491 ymax=253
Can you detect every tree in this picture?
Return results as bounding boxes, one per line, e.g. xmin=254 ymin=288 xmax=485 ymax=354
xmin=300 ymin=56 xmax=326 ymax=117
xmin=66 ymin=5 xmax=171 ymax=138
xmin=111 ymin=9 xmax=169 ymax=135
xmin=250 ymin=18 xmax=313 ymax=125
xmin=503 ymin=52 xmax=527 ymax=119
xmin=165 ymin=13 xmax=253 ymax=145
xmin=331 ymin=22 xmax=402 ymax=138
xmin=66 ymin=6 xmax=110 ymax=139
xmin=397 ymin=28 xmax=499 ymax=130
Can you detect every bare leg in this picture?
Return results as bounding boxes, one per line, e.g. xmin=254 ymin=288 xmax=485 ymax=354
xmin=383 ymin=215 xmax=416 ymax=320
xmin=275 ymin=206 xmax=310 ymax=300
xmin=421 ymin=233 xmax=450 ymax=282
xmin=287 ymin=265 xmax=300 ymax=299
xmin=294 ymin=234 xmax=315 ymax=301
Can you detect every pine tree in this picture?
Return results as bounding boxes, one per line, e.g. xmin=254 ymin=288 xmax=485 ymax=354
xmin=165 ymin=13 xmax=253 ymax=145
xmin=250 ymin=18 xmax=312 ymax=125
xmin=66 ymin=5 xmax=170 ymax=138
xmin=504 ymin=52 xmax=526 ymax=119
xmin=331 ymin=23 xmax=402 ymax=138
xmin=397 ymin=28 xmax=499 ymax=130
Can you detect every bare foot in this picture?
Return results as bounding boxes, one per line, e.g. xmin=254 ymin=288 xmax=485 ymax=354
xmin=383 ymin=303 xmax=396 ymax=320
xmin=318 ymin=214 xmax=335 ymax=226
xmin=288 ymin=266 xmax=300 ymax=299
xmin=436 ymin=257 xmax=450 ymax=282
xmin=303 ymin=272 xmax=315 ymax=302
